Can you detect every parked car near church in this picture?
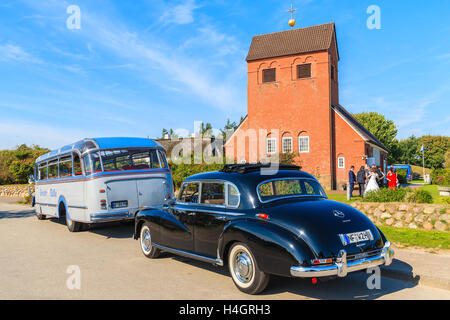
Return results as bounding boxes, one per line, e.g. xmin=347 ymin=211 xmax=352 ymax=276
xmin=134 ymin=163 xmax=394 ymax=294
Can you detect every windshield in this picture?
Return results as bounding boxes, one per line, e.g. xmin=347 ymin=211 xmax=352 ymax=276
xmin=257 ymin=178 xmax=327 ymax=203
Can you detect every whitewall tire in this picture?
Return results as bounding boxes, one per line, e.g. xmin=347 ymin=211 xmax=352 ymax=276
xmin=228 ymin=243 xmax=270 ymax=295
xmin=140 ymin=223 xmax=161 ymax=259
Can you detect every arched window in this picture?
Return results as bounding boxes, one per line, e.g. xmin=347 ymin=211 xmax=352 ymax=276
xmin=298 ymin=133 xmax=309 ymax=153
xmin=282 ymin=132 xmax=293 ymax=153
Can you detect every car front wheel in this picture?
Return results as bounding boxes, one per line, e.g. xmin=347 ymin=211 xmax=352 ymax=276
xmin=228 ymin=243 xmax=270 ymax=295
xmin=140 ymin=223 xmax=160 ymax=259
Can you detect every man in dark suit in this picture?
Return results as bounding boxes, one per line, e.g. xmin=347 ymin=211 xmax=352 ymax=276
xmin=348 ymin=166 xmax=356 ymax=198
xmin=357 ymin=166 xmax=366 ymax=197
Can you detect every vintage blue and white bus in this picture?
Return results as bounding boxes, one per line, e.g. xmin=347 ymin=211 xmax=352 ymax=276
xmin=33 ymin=137 xmax=173 ymax=232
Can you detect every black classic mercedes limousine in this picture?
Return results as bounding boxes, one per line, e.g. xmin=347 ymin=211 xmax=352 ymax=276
xmin=134 ymin=163 xmax=394 ymax=294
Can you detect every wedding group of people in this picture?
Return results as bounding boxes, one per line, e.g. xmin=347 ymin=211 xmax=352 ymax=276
xmin=348 ymin=164 xmax=399 ymax=198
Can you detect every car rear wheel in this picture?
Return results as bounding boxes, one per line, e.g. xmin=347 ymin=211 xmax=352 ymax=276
xmin=140 ymin=223 xmax=161 ymax=259
xmin=228 ymin=243 xmax=270 ymax=295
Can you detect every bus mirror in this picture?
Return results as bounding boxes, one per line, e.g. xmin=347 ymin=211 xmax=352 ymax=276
xmin=28 ymin=174 xmax=34 ymax=184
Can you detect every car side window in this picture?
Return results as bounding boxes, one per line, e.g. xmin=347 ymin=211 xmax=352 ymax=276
xmin=227 ymin=184 xmax=240 ymax=207
xmin=201 ymin=182 xmax=225 ymax=205
xmin=178 ymin=182 xmax=200 ymax=203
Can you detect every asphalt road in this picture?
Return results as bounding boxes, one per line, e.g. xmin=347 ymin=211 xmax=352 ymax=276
xmin=1 ymin=199 xmax=449 ymax=300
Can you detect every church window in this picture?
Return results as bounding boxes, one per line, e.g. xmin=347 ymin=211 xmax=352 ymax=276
xmin=298 ymin=136 xmax=309 ymax=153
xmin=331 ymin=65 xmax=335 ymax=80
xmin=262 ymin=68 xmax=276 ymax=83
xmin=282 ymin=137 xmax=293 ymax=153
xmin=266 ymin=138 xmax=277 ymax=154
xmin=297 ymin=64 xmax=311 ymax=79
xmin=338 ymin=157 xmax=345 ymax=169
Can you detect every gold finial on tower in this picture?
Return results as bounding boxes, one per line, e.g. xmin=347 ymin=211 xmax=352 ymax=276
xmin=287 ymin=3 xmax=297 ymax=28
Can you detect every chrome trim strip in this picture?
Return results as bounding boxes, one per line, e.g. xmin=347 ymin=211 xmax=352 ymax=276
xmin=290 ymin=242 xmax=394 ymax=278
xmin=36 ymin=202 xmax=57 ymax=207
xmin=152 ymin=243 xmax=224 ymax=266
xmin=90 ymin=210 xmax=129 ymax=218
xmin=68 ymin=205 xmax=88 ymax=209
xmin=175 ymin=207 xmax=246 ymax=216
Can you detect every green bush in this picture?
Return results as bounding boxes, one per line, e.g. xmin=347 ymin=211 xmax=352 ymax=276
xmin=363 ymin=187 xmax=408 ymax=202
xmin=431 ymin=168 xmax=450 ymax=186
xmin=169 ymin=157 xmax=225 ymax=190
xmin=405 ymin=189 xmax=433 ymax=204
xmin=396 ymin=169 xmax=408 ymax=184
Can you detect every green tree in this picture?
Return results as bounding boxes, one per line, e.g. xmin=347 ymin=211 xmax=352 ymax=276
xmin=353 ymin=112 xmax=398 ymax=162
xmin=0 ymin=144 xmax=49 ymax=184
xmin=393 ymin=136 xmax=421 ymax=166
xmin=445 ymin=149 xmax=450 ymax=169
xmin=418 ymin=135 xmax=450 ymax=169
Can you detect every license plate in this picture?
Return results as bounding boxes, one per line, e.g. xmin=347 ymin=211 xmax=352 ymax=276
xmin=345 ymin=230 xmax=372 ymax=244
xmin=111 ymin=200 xmax=128 ymax=209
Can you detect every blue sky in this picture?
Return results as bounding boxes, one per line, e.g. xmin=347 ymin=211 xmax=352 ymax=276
xmin=0 ymin=0 xmax=449 ymax=149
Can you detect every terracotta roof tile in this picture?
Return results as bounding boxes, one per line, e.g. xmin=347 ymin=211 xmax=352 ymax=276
xmin=246 ymin=22 xmax=336 ymax=62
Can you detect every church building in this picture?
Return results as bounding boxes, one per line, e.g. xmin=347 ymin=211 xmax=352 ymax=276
xmin=224 ymin=22 xmax=388 ymax=190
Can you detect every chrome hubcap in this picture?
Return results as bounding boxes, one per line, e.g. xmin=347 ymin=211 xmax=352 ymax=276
xmin=142 ymin=229 xmax=151 ymax=253
xmin=233 ymin=250 xmax=253 ymax=283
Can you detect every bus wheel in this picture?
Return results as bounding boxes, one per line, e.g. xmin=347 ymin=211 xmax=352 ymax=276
xmin=66 ymin=215 xmax=82 ymax=232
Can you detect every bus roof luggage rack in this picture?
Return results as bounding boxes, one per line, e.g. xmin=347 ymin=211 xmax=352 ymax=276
xmin=220 ymin=163 xmax=302 ymax=174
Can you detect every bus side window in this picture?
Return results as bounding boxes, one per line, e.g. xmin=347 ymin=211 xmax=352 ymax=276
xmin=59 ymin=156 xmax=72 ymax=178
xmin=48 ymin=160 xmax=58 ymax=179
xmin=150 ymin=150 xmax=162 ymax=169
xmin=73 ymin=154 xmax=83 ymax=176
xmin=157 ymin=150 xmax=168 ymax=169
xmin=84 ymin=152 xmax=101 ymax=175
xmin=39 ymin=163 xmax=47 ymax=180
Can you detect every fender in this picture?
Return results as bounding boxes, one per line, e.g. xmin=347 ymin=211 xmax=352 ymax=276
xmin=58 ymin=195 xmax=69 ymax=219
xmin=134 ymin=209 xmax=165 ymax=243
xmin=218 ymin=220 xmax=314 ymax=277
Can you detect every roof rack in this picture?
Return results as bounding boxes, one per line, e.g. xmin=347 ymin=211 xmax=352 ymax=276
xmin=220 ymin=163 xmax=302 ymax=174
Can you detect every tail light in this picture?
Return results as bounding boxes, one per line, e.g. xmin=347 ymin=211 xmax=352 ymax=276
xmin=256 ymin=213 xmax=269 ymax=220
xmin=312 ymin=258 xmax=333 ymax=265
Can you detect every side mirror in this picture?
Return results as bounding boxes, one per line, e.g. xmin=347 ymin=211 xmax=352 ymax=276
xmin=28 ymin=174 xmax=35 ymax=184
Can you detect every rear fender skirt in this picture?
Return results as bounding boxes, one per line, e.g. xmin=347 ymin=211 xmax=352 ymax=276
xmin=218 ymin=220 xmax=314 ymax=277
xmin=134 ymin=209 xmax=163 ymax=242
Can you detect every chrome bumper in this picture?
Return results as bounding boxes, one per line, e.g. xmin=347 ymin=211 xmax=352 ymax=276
xmin=90 ymin=211 xmax=131 ymax=222
xmin=290 ymin=241 xmax=394 ymax=278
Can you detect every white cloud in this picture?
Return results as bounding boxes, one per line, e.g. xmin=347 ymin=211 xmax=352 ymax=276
xmin=161 ymin=0 xmax=199 ymax=25
xmin=80 ymin=12 xmax=244 ymax=111
xmin=0 ymin=43 xmax=42 ymax=64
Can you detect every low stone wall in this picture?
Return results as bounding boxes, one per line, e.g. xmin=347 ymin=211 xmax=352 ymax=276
xmin=351 ymin=201 xmax=449 ymax=232
xmin=0 ymin=184 xmax=32 ymax=198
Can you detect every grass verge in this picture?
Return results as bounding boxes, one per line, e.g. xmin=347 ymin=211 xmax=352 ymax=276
xmin=418 ymin=184 xmax=450 ymax=204
xmin=326 ymin=193 xmax=360 ymax=204
xmin=379 ymin=225 xmax=450 ymax=250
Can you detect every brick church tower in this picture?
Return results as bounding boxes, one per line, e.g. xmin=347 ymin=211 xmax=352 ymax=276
xmin=225 ymin=23 xmax=388 ymax=190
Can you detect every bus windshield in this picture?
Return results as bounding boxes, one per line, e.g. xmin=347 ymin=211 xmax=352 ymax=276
xmin=83 ymin=148 xmax=167 ymax=175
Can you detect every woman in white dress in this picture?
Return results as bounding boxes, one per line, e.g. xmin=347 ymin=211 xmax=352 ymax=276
xmin=364 ymin=168 xmax=380 ymax=196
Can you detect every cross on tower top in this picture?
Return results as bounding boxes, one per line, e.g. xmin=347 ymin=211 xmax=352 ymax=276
xmin=287 ymin=4 xmax=297 ymax=28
